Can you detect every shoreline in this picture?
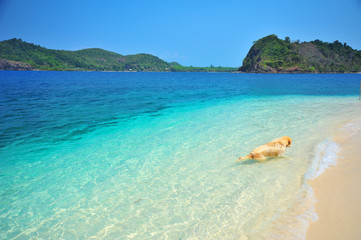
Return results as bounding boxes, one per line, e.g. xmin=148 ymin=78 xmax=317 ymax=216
xmin=306 ymin=129 xmax=361 ymax=239
xmin=1 ymin=69 xmax=360 ymax=74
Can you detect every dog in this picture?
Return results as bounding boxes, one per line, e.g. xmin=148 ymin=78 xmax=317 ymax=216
xmin=236 ymin=136 xmax=292 ymax=161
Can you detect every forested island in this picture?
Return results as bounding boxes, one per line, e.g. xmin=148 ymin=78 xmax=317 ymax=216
xmin=2 ymin=36 xmax=361 ymax=73
xmin=0 ymin=38 xmax=236 ymax=72
xmin=239 ymin=34 xmax=361 ymax=73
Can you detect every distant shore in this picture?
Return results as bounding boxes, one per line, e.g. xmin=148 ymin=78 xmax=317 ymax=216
xmin=307 ymin=126 xmax=361 ymax=239
xmin=1 ymin=68 xmax=360 ymax=74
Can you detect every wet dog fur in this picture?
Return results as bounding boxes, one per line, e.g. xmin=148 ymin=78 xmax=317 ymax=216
xmin=236 ymin=136 xmax=292 ymax=161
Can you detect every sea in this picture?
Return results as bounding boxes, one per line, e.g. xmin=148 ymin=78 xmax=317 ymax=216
xmin=1 ymin=71 xmax=361 ymax=240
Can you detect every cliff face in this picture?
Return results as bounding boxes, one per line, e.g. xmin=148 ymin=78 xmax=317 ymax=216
xmin=239 ymin=35 xmax=361 ymax=73
xmin=0 ymin=59 xmax=34 ymax=71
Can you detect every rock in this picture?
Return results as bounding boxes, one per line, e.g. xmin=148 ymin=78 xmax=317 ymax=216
xmin=0 ymin=59 xmax=34 ymax=71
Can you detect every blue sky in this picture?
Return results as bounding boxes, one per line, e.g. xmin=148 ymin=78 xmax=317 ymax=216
xmin=1 ymin=0 xmax=361 ymax=67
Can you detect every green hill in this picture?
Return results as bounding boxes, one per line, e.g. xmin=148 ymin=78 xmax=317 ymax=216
xmin=0 ymin=38 xmax=172 ymax=71
xmin=239 ymin=34 xmax=361 ymax=73
xmin=0 ymin=38 xmax=236 ymax=72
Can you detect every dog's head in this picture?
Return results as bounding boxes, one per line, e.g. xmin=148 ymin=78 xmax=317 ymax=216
xmin=283 ymin=136 xmax=292 ymax=148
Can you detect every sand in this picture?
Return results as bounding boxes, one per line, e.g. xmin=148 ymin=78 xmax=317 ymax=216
xmin=306 ymin=130 xmax=361 ymax=240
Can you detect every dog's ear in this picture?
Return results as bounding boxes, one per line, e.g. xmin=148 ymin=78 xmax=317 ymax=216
xmin=286 ymin=136 xmax=292 ymax=147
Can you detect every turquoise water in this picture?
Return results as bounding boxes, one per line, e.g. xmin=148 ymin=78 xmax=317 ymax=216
xmin=1 ymin=72 xmax=361 ymax=239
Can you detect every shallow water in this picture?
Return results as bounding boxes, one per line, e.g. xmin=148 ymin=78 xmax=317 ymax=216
xmin=1 ymin=72 xmax=361 ymax=239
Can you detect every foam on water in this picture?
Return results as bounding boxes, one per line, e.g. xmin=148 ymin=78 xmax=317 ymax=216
xmin=306 ymin=139 xmax=341 ymax=180
xmin=337 ymin=117 xmax=361 ymax=139
xmin=1 ymin=72 xmax=361 ymax=240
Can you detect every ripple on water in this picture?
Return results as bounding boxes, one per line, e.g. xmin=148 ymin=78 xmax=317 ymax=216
xmin=1 ymin=72 xmax=361 ymax=239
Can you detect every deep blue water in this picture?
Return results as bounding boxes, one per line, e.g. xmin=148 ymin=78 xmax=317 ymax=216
xmin=1 ymin=71 xmax=359 ymax=150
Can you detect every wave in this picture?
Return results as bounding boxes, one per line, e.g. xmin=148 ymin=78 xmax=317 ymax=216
xmin=306 ymin=138 xmax=341 ymax=181
xmin=305 ymin=117 xmax=361 ymax=182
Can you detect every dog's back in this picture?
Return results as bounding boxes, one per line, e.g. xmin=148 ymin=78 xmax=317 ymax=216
xmin=237 ymin=136 xmax=292 ymax=161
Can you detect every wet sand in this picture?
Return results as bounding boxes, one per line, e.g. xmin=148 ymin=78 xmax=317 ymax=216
xmin=306 ymin=130 xmax=361 ymax=240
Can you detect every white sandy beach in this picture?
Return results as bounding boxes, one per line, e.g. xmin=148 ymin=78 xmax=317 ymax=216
xmin=307 ymin=130 xmax=361 ymax=240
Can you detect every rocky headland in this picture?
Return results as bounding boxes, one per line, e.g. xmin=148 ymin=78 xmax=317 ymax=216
xmin=239 ymin=34 xmax=361 ymax=73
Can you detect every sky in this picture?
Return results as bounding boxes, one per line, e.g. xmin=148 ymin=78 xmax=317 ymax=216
xmin=0 ymin=0 xmax=361 ymax=67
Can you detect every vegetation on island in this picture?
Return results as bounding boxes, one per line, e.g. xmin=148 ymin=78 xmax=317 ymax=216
xmin=239 ymin=34 xmax=361 ymax=73
xmin=0 ymin=38 xmax=236 ymax=72
xmin=170 ymin=62 xmax=237 ymax=72
xmin=0 ymin=38 xmax=171 ymax=71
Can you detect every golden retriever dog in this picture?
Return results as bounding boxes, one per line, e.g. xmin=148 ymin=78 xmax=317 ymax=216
xmin=236 ymin=136 xmax=292 ymax=161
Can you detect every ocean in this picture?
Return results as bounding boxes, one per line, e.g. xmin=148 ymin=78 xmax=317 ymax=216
xmin=1 ymin=71 xmax=360 ymax=239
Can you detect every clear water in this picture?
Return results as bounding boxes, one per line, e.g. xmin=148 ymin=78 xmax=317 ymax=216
xmin=1 ymin=72 xmax=361 ymax=239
